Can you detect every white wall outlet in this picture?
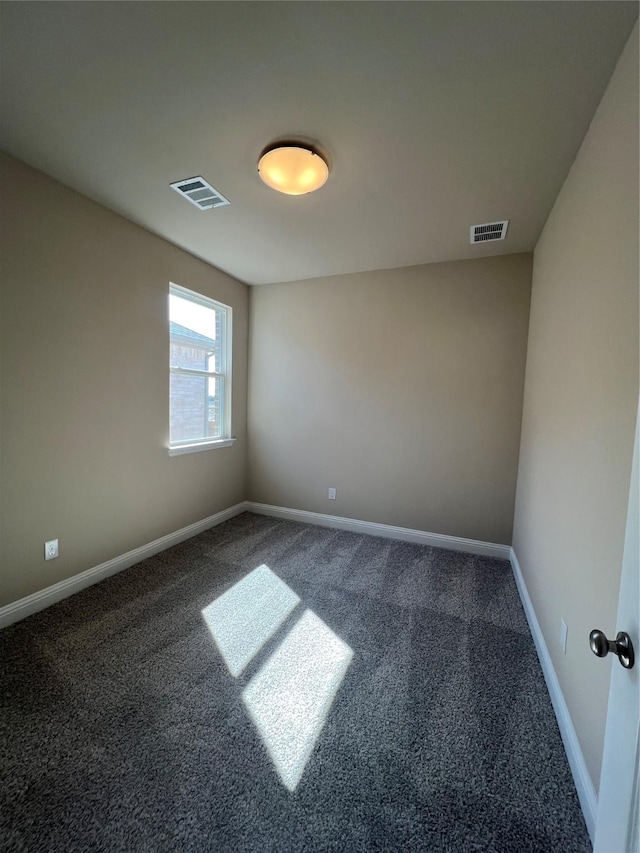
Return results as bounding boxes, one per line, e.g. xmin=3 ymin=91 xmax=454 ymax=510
xmin=328 ymin=487 xmax=337 ymax=500
xmin=560 ymin=618 xmax=568 ymax=654
xmin=45 ymin=539 xmax=59 ymax=561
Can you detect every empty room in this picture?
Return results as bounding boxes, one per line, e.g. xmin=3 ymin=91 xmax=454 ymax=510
xmin=0 ymin=3 xmax=638 ymax=852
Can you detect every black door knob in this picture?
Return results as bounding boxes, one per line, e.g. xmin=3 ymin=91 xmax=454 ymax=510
xmin=589 ymin=629 xmax=635 ymax=670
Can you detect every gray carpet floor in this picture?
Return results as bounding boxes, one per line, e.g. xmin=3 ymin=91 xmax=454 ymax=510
xmin=1 ymin=512 xmax=591 ymax=852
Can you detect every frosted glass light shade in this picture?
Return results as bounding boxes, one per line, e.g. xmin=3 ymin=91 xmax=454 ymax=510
xmin=258 ymin=145 xmax=329 ymax=195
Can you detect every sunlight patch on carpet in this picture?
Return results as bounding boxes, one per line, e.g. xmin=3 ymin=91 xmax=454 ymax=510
xmin=202 ymin=564 xmax=300 ymax=676
xmin=242 ymin=609 xmax=354 ymax=791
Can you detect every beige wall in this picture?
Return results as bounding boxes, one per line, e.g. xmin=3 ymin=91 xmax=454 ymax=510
xmin=512 ymin=24 xmax=639 ymax=792
xmin=248 ymin=254 xmax=532 ymax=545
xmin=0 ymin=153 xmax=248 ymax=607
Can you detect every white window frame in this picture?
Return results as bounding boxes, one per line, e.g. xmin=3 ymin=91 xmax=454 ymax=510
xmin=168 ymin=283 xmax=234 ymax=456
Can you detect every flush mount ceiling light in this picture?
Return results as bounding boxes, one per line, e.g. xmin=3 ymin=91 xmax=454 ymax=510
xmin=258 ymin=143 xmax=329 ymax=195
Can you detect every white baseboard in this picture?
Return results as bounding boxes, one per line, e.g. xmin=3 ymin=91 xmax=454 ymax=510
xmin=510 ymin=547 xmax=597 ymax=842
xmin=0 ymin=502 xmax=247 ymax=630
xmin=245 ymin=501 xmax=510 ymax=560
xmin=1 ymin=501 xmax=507 ymax=631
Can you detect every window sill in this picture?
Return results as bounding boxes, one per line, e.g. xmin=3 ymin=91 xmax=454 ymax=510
xmin=168 ymin=438 xmax=236 ymax=457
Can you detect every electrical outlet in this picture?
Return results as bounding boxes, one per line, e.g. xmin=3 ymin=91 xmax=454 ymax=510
xmin=560 ymin=619 xmax=568 ymax=654
xmin=45 ymin=539 xmax=59 ymax=561
xmin=328 ymin=488 xmax=337 ymax=500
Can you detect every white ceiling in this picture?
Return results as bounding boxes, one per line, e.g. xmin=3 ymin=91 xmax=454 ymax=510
xmin=1 ymin=2 xmax=637 ymax=285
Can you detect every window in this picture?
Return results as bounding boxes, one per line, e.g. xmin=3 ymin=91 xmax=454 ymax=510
xmin=169 ymin=284 xmax=233 ymax=455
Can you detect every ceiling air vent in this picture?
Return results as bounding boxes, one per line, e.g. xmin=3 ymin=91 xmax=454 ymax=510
xmin=470 ymin=220 xmax=509 ymax=244
xmin=170 ymin=176 xmax=230 ymax=210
